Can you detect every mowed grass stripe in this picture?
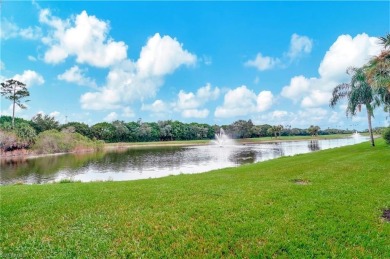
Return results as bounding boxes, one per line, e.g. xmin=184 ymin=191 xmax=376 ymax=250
xmin=1 ymin=140 xmax=389 ymax=258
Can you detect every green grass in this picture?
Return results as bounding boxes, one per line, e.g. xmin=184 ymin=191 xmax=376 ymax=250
xmin=1 ymin=140 xmax=389 ymax=258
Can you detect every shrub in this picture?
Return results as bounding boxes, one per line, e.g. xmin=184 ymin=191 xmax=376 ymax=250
xmin=0 ymin=126 xmax=35 ymax=152
xmin=33 ymin=130 xmax=103 ymax=154
xmin=0 ymin=130 xmax=18 ymax=151
xmin=15 ymin=123 xmax=37 ymax=145
xmin=382 ymin=127 xmax=390 ymax=145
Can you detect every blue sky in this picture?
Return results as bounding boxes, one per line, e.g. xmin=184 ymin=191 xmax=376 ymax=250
xmin=1 ymin=1 xmax=389 ymax=130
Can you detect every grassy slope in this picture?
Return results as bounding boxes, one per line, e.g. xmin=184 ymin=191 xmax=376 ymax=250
xmin=1 ymin=140 xmax=389 ymax=258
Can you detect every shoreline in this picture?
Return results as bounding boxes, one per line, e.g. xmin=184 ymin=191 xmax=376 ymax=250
xmin=0 ymin=134 xmax=362 ymax=161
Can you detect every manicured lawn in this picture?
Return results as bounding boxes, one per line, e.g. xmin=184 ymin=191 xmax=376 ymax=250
xmin=1 ymin=140 xmax=389 ymax=258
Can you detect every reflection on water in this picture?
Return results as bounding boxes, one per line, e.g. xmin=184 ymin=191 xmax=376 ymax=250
xmin=0 ymin=137 xmax=369 ymax=185
xmin=308 ymin=140 xmax=320 ymax=151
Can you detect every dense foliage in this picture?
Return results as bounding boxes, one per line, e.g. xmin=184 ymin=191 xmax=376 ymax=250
xmin=0 ymin=115 xmax=361 ymax=151
xmin=382 ymin=127 xmax=390 ymax=144
xmin=33 ymin=129 xmax=103 ymax=154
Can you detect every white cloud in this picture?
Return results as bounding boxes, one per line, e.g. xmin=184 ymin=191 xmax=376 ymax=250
xmin=245 ymin=53 xmax=280 ymax=71
xmin=215 ymin=85 xmax=273 ymax=118
xmin=40 ymin=9 xmax=127 ymax=67
xmin=0 ymin=19 xmax=18 ymax=39
xmin=1 ymin=104 xmax=25 ymax=117
xmin=182 ymin=109 xmax=209 ymax=118
xmin=174 ymin=83 xmax=219 ymax=118
xmin=287 ymin=33 xmax=313 ymax=60
xmin=176 ymin=83 xmax=219 ymax=110
xmin=28 ymin=56 xmax=37 ymax=62
xmin=49 ymin=111 xmax=60 ymax=118
xmin=0 ymin=19 xmax=42 ymax=40
xmin=80 ymin=88 xmax=121 ymax=110
xmin=245 ymin=33 xmax=312 ymax=71
xmin=58 ymin=66 xmax=97 ymax=88
xmin=281 ymin=75 xmax=313 ymax=103
xmin=13 ymin=70 xmax=44 ymax=87
xmin=281 ymin=33 xmax=381 ymax=108
xmin=257 ymin=91 xmax=274 ymax=112
xmin=137 ymin=33 xmax=196 ymax=77
xmin=81 ymin=33 xmax=197 ymax=110
xmin=104 ymin=112 xmax=118 ymax=122
xmin=256 ymin=108 xmax=332 ymax=128
xmin=141 ymin=100 xmax=169 ymax=113
xmin=176 ymin=91 xmax=199 ymax=110
xmin=196 ymin=83 xmax=220 ymax=101
xmin=318 ymin=34 xmax=381 ymax=81
xmin=122 ymin=107 xmax=135 ymax=118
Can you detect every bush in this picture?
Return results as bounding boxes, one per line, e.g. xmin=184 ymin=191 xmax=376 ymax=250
xmin=0 ymin=124 xmax=36 ymax=152
xmin=382 ymin=127 xmax=390 ymax=145
xmin=15 ymin=123 xmax=37 ymax=145
xmin=33 ymin=130 xmax=104 ymax=154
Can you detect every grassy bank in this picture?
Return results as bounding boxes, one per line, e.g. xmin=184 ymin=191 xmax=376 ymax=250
xmin=1 ymin=140 xmax=389 ymax=257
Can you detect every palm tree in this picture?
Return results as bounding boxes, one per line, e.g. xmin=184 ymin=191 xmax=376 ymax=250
xmin=379 ymin=34 xmax=390 ymax=49
xmin=365 ymin=49 xmax=390 ymax=91
xmin=330 ymin=67 xmax=376 ymax=146
xmin=364 ymin=34 xmax=390 ymax=118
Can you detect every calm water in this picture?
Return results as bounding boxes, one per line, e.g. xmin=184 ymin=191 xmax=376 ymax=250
xmin=0 ymin=137 xmax=368 ymax=185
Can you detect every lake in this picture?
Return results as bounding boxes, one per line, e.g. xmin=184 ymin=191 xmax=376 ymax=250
xmin=0 ymin=136 xmax=369 ymax=185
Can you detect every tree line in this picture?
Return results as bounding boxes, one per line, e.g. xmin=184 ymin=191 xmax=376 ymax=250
xmin=0 ymin=114 xmax=367 ymax=145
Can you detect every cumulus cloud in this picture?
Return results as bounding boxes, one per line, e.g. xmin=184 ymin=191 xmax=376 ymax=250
xmin=257 ymin=91 xmax=274 ymax=112
xmin=318 ymin=34 xmax=381 ymax=81
xmin=287 ymin=33 xmax=313 ymax=60
xmin=137 ymin=33 xmax=196 ymax=77
xmin=142 ymin=100 xmax=169 ymax=114
xmin=0 ymin=19 xmax=42 ymax=40
xmin=214 ymin=85 xmax=273 ymax=118
xmin=58 ymin=66 xmax=97 ymax=88
xmin=245 ymin=53 xmax=280 ymax=71
xmin=81 ymin=33 xmax=197 ymax=110
xmin=13 ymin=70 xmax=45 ymax=87
xmin=39 ymin=9 xmax=127 ymax=67
xmin=281 ymin=33 xmax=382 ymax=108
xmin=49 ymin=111 xmax=60 ymax=118
xmin=174 ymin=83 xmax=219 ymax=118
xmin=80 ymin=88 xmax=121 ymax=110
xmin=182 ymin=109 xmax=209 ymax=118
xmin=104 ymin=112 xmax=118 ymax=122
xmin=176 ymin=83 xmax=219 ymax=109
xmin=122 ymin=107 xmax=135 ymax=118
xmin=256 ymin=108 xmax=333 ymax=128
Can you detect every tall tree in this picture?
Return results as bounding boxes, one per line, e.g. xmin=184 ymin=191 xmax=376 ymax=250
xmin=364 ymin=34 xmax=390 ymax=112
xmin=330 ymin=67 xmax=376 ymax=146
xmin=307 ymin=125 xmax=320 ymax=137
xmin=31 ymin=113 xmax=59 ymax=133
xmin=0 ymin=79 xmax=30 ymax=129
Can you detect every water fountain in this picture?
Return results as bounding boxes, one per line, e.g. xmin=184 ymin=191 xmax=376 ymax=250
xmin=352 ymin=131 xmax=361 ymax=138
xmin=211 ymin=128 xmax=235 ymax=147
